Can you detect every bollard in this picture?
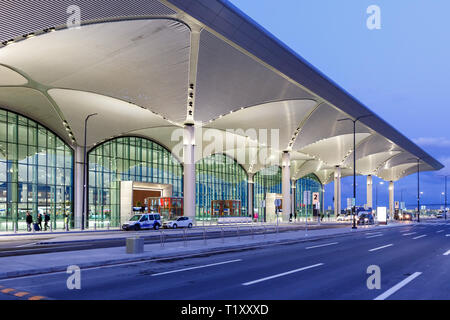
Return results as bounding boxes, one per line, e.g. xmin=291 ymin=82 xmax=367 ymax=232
xmin=126 ymin=236 xmax=144 ymax=254
xmin=221 ymin=227 xmax=224 ymax=243
xmin=263 ymin=225 xmax=266 ymax=238
xmin=203 ymin=228 xmax=207 ymax=246
xmin=237 ymin=225 xmax=240 ymax=241
xmin=251 ymin=224 xmax=254 ymax=240
xmin=183 ymin=228 xmax=187 ymax=247
xmin=107 ymin=221 xmax=110 ymax=230
xmin=50 ymin=224 xmax=53 ymax=232
xmin=94 ymin=222 xmax=97 ymax=231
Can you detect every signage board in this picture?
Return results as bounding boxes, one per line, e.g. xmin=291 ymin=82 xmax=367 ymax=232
xmin=303 ymin=191 xmax=311 ymax=205
xmin=313 ymin=192 xmax=320 ymax=205
xmin=378 ymin=206 xmax=387 ymax=225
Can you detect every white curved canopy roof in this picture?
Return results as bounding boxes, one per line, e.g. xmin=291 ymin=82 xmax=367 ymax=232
xmin=0 ymin=0 xmax=443 ymax=184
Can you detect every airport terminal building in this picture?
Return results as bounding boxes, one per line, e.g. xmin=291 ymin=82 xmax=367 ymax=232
xmin=0 ymin=0 xmax=443 ymax=231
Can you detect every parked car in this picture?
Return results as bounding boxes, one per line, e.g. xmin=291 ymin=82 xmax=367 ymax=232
xmin=357 ymin=213 xmax=374 ymax=225
xmin=122 ymin=213 xmax=161 ymax=231
xmin=401 ymin=212 xmax=413 ymax=221
xmin=436 ymin=213 xmax=443 ymax=219
xmin=163 ymin=216 xmax=193 ymax=229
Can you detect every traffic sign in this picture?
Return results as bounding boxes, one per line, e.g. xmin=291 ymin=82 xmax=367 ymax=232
xmin=303 ymin=191 xmax=311 ymax=205
xmin=313 ymin=192 xmax=320 ymax=205
xmin=274 ymin=199 xmax=282 ymax=207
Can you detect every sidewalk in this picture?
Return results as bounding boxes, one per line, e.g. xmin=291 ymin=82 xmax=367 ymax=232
xmin=0 ymin=222 xmax=408 ymax=280
xmin=0 ymin=221 xmax=344 ymax=243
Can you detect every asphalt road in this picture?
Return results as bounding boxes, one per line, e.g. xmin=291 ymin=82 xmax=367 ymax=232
xmin=0 ymin=220 xmax=448 ymax=300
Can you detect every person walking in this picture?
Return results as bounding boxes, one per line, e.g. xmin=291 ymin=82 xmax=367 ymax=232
xmin=26 ymin=211 xmax=33 ymax=232
xmin=37 ymin=213 xmax=43 ymax=231
xmin=44 ymin=213 xmax=50 ymax=231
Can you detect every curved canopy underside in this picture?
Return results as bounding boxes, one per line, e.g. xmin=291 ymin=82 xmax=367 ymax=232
xmin=0 ymin=10 xmax=442 ymax=183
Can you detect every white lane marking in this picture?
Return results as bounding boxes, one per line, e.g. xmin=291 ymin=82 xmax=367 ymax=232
xmin=15 ymin=242 xmax=37 ymax=248
xmin=444 ymin=250 xmax=450 ymax=256
xmin=374 ymin=272 xmax=422 ymax=300
xmin=436 ymin=230 xmax=444 ymax=233
xmin=366 ymin=232 xmax=383 ymax=236
xmin=305 ymin=242 xmax=338 ymax=250
xmin=446 ymin=234 xmax=450 ymax=237
xmin=366 ymin=234 xmax=383 ymax=239
xmin=242 ymin=263 xmax=324 ymax=286
xmin=369 ymin=244 xmax=393 ymax=252
xmin=413 ymin=235 xmax=427 ymax=240
xmin=402 ymin=232 xmax=417 ymax=236
xmin=151 ymin=259 xmax=242 ymax=276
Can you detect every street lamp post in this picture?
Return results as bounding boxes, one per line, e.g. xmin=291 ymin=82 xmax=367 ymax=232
xmin=338 ymin=115 xmax=373 ymax=229
xmin=82 ymin=113 xmax=98 ymax=230
xmin=417 ymin=159 xmax=420 ymax=223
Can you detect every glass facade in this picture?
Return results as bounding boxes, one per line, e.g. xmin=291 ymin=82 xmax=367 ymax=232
xmin=294 ymin=174 xmax=323 ymax=219
xmin=253 ymin=166 xmax=282 ymax=222
xmin=88 ymin=137 xmax=183 ymax=227
xmin=0 ymin=109 xmax=73 ymax=231
xmin=196 ymin=154 xmax=247 ymax=220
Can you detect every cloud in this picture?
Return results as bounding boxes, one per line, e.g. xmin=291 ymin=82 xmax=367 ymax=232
xmin=436 ymin=157 xmax=450 ymax=175
xmin=413 ymin=137 xmax=450 ymax=147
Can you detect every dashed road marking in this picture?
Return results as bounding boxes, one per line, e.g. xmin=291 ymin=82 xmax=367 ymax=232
xmin=366 ymin=234 xmax=383 ymax=239
xmin=28 ymin=296 xmax=46 ymax=301
xmin=14 ymin=292 xmax=30 ymax=297
xmin=444 ymin=250 xmax=450 ymax=256
xmin=151 ymin=259 xmax=242 ymax=276
xmin=402 ymin=232 xmax=417 ymax=236
xmin=305 ymin=242 xmax=338 ymax=249
xmin=413 ymin=235 xmax=427 ymax=240
xmin=436 ymin=230 xmax=444 ymax=233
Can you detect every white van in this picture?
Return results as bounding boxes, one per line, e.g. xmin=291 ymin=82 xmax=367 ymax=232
xmin=122 ymin=213 xmax=161 ymax=231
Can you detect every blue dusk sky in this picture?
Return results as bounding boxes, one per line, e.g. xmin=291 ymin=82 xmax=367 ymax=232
xmin=230 ymin=0 xmax=450 ymax=210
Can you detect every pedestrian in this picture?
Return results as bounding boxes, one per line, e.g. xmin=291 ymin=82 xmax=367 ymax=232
xmin=26 ymin=211 xmax=33 ymax=232
xmin=44 ymin=213 xmax=50 ymax=231
xmin=64 ymin=213 xmax=69 ymax=231
xmin=37 ymin=213 xmax=43 ymax=231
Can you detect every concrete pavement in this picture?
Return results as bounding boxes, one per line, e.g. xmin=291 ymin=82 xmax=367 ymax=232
xmin=0 ymin=219 xmax=448 ymax=300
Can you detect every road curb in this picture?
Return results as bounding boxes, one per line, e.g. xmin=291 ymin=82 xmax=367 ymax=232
xmin=0 ymin=223 xmax=407 ymax=281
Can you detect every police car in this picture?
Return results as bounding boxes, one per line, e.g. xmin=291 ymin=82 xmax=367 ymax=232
xmin=122 ymin=213 xmax=162 ymax=231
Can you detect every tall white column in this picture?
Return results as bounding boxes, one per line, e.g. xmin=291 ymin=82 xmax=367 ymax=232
xmin=248 ymin=173 xmax=254 ymax=219
xmin=183 ymin=125 xmax=196 ymax=220
xmin=282 ymin=152 xmax=291 ymax=221
xmin=74 ymin=146 xmax=84 ymax=229
xmin=334 ymin=166 xmax=341 ymax=216
xmin=367 ymin=175 xmax=373 ymax=208
xmin=389 ymin=181 xmax=394 ymax=218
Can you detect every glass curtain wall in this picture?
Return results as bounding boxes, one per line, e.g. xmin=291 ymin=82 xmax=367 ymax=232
xmin=253 ymin=166 xmax=282 ymax=222
xmin=294 ymin=174 xmax=323 ymax=219
xmin=196 ymin=154 xmax=247 ymax=220
xmin=0 ymin=109 xmax=73 ymax=231
xmin=88 ymin=137 xmax=183 ymax=227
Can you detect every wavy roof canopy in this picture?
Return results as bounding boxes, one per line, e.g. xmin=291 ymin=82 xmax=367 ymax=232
xmin=0 ymin=0 xmax=443 ymax=183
